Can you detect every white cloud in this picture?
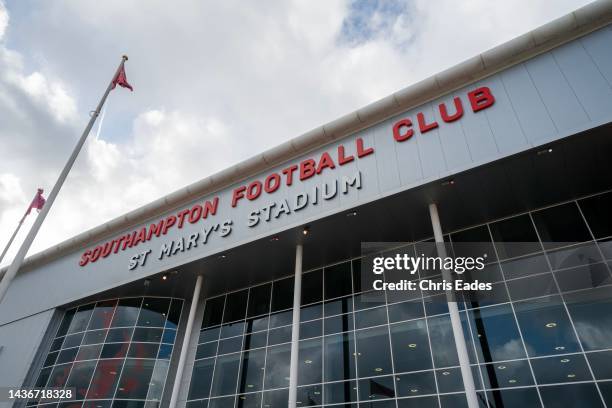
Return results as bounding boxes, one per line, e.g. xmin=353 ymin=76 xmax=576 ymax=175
xmin=0 ymin=0 xmax=595 ymax=264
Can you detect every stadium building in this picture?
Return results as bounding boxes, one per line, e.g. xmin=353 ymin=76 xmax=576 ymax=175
xmin=2 ymin=2 xmax=612 ymax=407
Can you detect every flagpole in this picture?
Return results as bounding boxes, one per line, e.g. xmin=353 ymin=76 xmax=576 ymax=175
xmin=0 ymin=55 xmax=129 ymax=305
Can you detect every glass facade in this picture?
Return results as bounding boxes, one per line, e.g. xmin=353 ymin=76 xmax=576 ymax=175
xmin=30 ymin=296 xmax=183 ymax=408
xmin=185 ymin=190 xmax=612 ymax=407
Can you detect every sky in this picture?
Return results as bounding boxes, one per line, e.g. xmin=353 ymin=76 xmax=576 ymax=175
xmin=0 ymin=0 xmax=595 ymax=266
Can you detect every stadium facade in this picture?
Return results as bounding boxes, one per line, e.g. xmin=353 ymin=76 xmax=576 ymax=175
xmin=2 ymin=2 xmax=612 ymax=407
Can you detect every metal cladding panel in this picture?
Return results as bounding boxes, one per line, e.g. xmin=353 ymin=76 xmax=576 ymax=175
xmin=2 ymin=26 xmax=612 ymax=326
xmin=0 ymin=309 xmax=54 ymax=402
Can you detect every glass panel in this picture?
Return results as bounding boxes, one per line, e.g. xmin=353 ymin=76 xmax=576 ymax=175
xmin=88 ymin=300 xmax=117 ymax=331
xmin=127 ymin=343 xmax=160 ymax=359
xmin=565 ymin=286 xmax=612 ymax=351
xmin=223 ymin=290 xmax=248 ymax=323
xmin=247 ymin=283 xmax=271 ymax=317
xmin=532 ymin=203 xmax=592 ymax=248
xmin=132 ymin=328 xmax=163 ymax=343
xmin=57 ymin=309 xmax=76 ymax=337
xmin=325 ymin=262 xmax=352 ymax=299
xmin=388 ymin=300 xmax=424 ymax=323
xmin=324 ymin=380 xmax=357 ymax=404
xmin=480 ymin=359 xmax=534 ymax=389
xmin=62 ymin=333 xmax=84 ymax=349
xmin=68 ymin=304 xmax=95 ymax=334
xmin=65 ymin=360 xmax=96 ymax=400
xmin=490 ymin=214 xmax=542 ymax=258
xmin=268 ymin=325 xmax=292 ymax=346
xmin=397 ymin=396 xmax=439 ymax=408
xmin=210 ymin=353 xmax=241 ymax=397
xmin=115 ymin=359 xmax=156 ymax=399
xmin=324 ymin=295 xmax=353 ymax=316
xmin=354 ymin=306 xmax=388 ymax=329
xmin=300 ymin=303 xmax=322 ymax=322
xmin=531 ymin=354 xmax=591 ymax=384
xmin=324 ymin=332 xmax=355 ymax=381
xmin=111 ymin=298 xmax=142 ymax=328
xmin=237 ymin=348 xmax=265 ymax=393
xmin=395 ymin=370 xmax=436 ymax=397
xmin=485 ymin=388 xmax=542 ymax=408
xmin=507 ymin=273 xmax=557 ymax=301
xmin=271 ymin=277 xmax=294 ymax=312
xmin=188 ymin=358 xmax=214 ymax=400
xmin=539 ymin=383 xmax=604 ymax=408
xmin=136 ymin=298 xmax=170 ymax=327
xmin=358 ymin=375 xmax=395 ymax=400
xmin=76 ymin=344 xmax=103 ymax=362
xmin=106 ymin=328 xmax=134 ymax=343
xmin=218 ymin=337 xmax=243 ymax=355
xmin=165 ymin=299 xmax=183 ymax=329
xmin=324 ymin=313 xmax=353 ymax=335
xmin=82 ymin=330 xmax=107 ymax=346
xmin=587 ymin=350 xmax=612 ymax=379
xmin=243 ymin=331 xmax=267 ymax=350
xmin=514 ymin=296 xmax=581 ymax=356
xmin=297 ymin=338 xmax=322 ymax=386
xmin=100 ymin=343 xmax=129 ymax=359
xmin=579 ymin=191 xmax=612 ymax=239
xmin=299 ymin=319 xmax=322 ymax=340
xmin=468 ymin=304 xmax=526 ymax=363
xmin=202 ymin=297 xmax=225 ymax=328
xmin=355 ymin=326 xmax=392 ymax=377
xmin=296 ymin=384 xmax=322 ymax=406
xmin=56 ymin=347 xmax=79 ymax=364
xmin=87 ymin=359 xmax=124 ymax=399
xmin=264 ymin=343 xmax=291 ymax=389
xmin=301 ymin=269 xmax=323 ymax=305
xmin=146 ymin=360 xmax=169 ymax=401
xmin=390 ymin=319 xmax=432 ymax=373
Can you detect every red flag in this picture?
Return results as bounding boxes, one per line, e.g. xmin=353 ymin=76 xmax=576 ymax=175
xmin=112 ymin=64 xmax=133 ymax=91
xmin=27 ymin=188 xmax=46 ymax=215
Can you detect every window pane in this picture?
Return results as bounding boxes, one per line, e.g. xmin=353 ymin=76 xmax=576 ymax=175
xmin=264 ymin=344 xmax=291 ymax=389
xmin=115 ymin=359 xmax=156 ymax=399
xmin=87 ymin=360 xmax=124 ymax=399
xmin=223 ymin=290 xmax=248 ymax=323
xmin=565 ymin=286 xmax=612 ymax=351
xmin=514 ymin=296 xmax=580 ymax=356
xmin=531 ymin=354 xmax=592 ymax=384
xmin=137 ymin=298 xmax=170 ymax=327
xmin=166 ymin=299 xmax=183 ymax=329
xmin=358 ymin=375 xmax=395 ymax=400
xmin=325 ymin=262 xmax=352 ymax=299
xmin=210 ymin=353 xmax=240 ymax=397
xmin=539 ymin=383 xmax=604 ymax=408
xmin=238 ymin=349 xmax=265 ymax=393
xmin=271 ymin=277 xmax=294 ymax=312
xmin=485 ymin=388 xmax=542 ymax=408
xmin=390 ymin=319 xmax=432 ymax=373
xmin=297 ymin=338 xmax=322 ymax=386
xmin=532 ymin=203 xmax=592 ymax=248
xmin=202 ymin=296 xmax=225 ymax=328
xmin=88 ymin=300 xmax=117 ymax=331
xmin=480 ymin=359 xmax=534 ymax=389
xmin=301 ymin=269 xmax=322 ymax=305
xmin=324 ymin=333 xmax=356 ymax=381
xmin=324 ymin=380 xmax=357 ymax=404
xmin=579 ymin=191 xmax=612 ymax=239
xmin=65 ymin=360 xmax=97 ymax=400
xmin=188 ymin=358 xmax=214 ymax=400
xmin=68 ymin=304 xmax=95 ymax=334
xmin=395 ymin=370 xmax=436 ymax=397
xmin=111 ymin=298 xmax=142 ymax=328
xmin=247 ymin=284 xmax=271 ymax=317
xmin=490 ymin=214 xmax=541 ymax=259
xmin=355 ymin=326 xmax=392 ymax=377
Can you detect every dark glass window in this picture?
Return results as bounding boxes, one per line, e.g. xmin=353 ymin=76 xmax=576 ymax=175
xmin=76 ymin=344 xmax=103 ymax=361
xmin=468 ymin=305 xmax=526 ymax=363
xmin=324 ymin=333 xmax=356 ymax=381
xmin=324 ymin=380 xmax=357 ymax=404
xmin=579 ymin=191 xmax=612 ymax=239
xmin=166 ymin=299 xmax=183 ymax=329
xmin=324 ymin=296 xmax=353 ymax=316
xmin=111 ymin=298 xmax=142 ymax=328
xmin=355 ymin=326 xmax=392 ymax=377
xmin=390 ymin=319 xmax=432 ymax=373
xmin=202 ymin=297 xmax=225 ymax=328
xmin=395 ymin=370 xmax=436 ymax=397
xmin=196 ymin=342 xmax=217 ymax=360
xmin=65 ymin=360 xmax=97 ymax=400
xmin=82 ymin=329 xmax=107 ymax=345
xmin=532 ymin=203 xmax=592 ymax=248
xmin=88 ymin=300 xmax=118 ymax=331
xmin=388 ymin=300 xmax=424 ymax=323
xmin=587 ymin=350 xmax=612 ymax=379
xmin=210 ymin=353 xmax=240 ymax=397
xmin=566 ymin=286 xmax=612 ymax=351
xmin=299 ymin=319 xmax=321 ymax=340
xmin=63 ymin=332 xmax=85 ymax=349
xmin=358 ymin=375 xmax=395 ymax=400
xmin=247 ymin=284 xmax=271 ymax=317
xmin=271 ymin=277 xmax=294 ymax=312
xmin=57 ymin=309 xmax=76 ymax=337
xmin=539 ymin=383 xmax=604 ymax=408
xmin=115 ymin=359 xmax=156 ymax=399
xmin=325 ymin=262 xmax=353 ymax=299
xmin=264 ymin=343 xmax=291 ymax=389
xmin=297 ymin=338 xmax=322 ymax=386
xmin=485 ymin=388 xmax=542 ymax=408
xmin=136 ymin=298 xmax=170 ymax=327
xmin=354 ymin=306 xmax=388 ymax=329
xmin=450 ymin=225 xmax=497 ymax=261
xmin=324 ymin=313 xmax=353 ymax=335
xmin=100 ymin=343 xmax=129 ymax=359
xmin=301 ymin=269 xmax=323 ymax=305
xmin=243 ymin=331 xmax=267 ymax=350
xmin=127 ymin=342 xmax=159 ymax=359
xmin=507 ymin=273 xmax=557 ymax=301
xmin=397 ymin=396 xmax=439 ymax=408
xmin=47 ymin=364 xmax=72 ymax=388
xmin=531 ymin=354 xmax=592 ymax=384
xmin=68 ymin=304 xmax=95 ymax=334
xmin=87 ymin=359 xmax=124 ymax=399
xmin=490 ymin=214 xmax=541 ymax=259
xmin=514 ymin=296 xmax=580 ymax=356
xmin=188 ymin=358 xmax=214 ymax=399
xmin=56 ymin=347 xmax=79 ymax=364
xmin=132 ymin=328 xmax=163 ymax=343
xmin=223 ymin=290 xmax=248 ymax=323
xmin=300 ymin=303 xmax=322 ymax=322
xmin=480 ymin=359 xmax=534 ymax=390
xmin=218 ymin=337 xmax=243 ymax=355
xmin=106 ymin=327 xmax=133 ymax=343
xmin=238 ymin=348 xmax=265 ymax=393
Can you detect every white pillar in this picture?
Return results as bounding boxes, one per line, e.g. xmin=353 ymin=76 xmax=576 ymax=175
xmin=288 ymin=244 xmax=303 ymax=408
xmin=169 ymin=274 xmax=203 ymax=408
xmin=429 ymin=203 xmax=479 ymax=408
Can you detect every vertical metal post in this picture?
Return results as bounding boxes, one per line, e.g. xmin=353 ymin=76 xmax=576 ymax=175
xmin=288 ymin=244 xmax=303 ymax=408
xmin=429 ymin=203 xmax=479 ymax=408
xmin=169 ymin=274 xmax=203 ymax=408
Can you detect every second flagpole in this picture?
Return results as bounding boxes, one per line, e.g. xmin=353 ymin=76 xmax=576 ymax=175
xmin=0 ymin=55 xmax=129 ymax=305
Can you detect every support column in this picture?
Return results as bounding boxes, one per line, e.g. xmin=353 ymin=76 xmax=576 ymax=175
xmin=288 ymin=244 xmax=303 ymax=408
xmin=429 ymin=203 xmax=479 ymax=408
xmin=169 ymin=274 xmax=203 ymax=408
